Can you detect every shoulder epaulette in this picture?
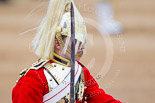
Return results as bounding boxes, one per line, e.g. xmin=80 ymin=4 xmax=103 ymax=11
xmin=16 ymin=59 xmax=49 ymax=83
xmin=29 ymin=59 xmax=49 ymax=70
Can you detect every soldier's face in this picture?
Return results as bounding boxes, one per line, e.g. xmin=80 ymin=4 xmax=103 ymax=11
xmin=64 ymin=39 xmax=85 ymax=61
xmin=54 ymin=37 xmax=85 ymax=61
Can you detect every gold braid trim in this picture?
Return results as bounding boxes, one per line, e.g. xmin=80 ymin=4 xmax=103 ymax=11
xmin=55 ymin=27 xmax=71 ymax=54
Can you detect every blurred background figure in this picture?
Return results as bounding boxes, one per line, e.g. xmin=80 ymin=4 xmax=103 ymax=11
xmin=95 ymin=0 xmax=123 ymax=35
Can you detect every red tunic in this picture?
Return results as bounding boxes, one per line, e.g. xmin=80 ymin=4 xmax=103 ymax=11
xmin=12 ymin=61 xmax=121 ymax=103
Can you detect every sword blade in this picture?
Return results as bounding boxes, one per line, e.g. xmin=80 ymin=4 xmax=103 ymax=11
xmin=70 ymin=2 xmax=75 ymax=103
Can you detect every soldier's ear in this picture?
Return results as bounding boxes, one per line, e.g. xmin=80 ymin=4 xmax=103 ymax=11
xmin=55 ymin=38 xmax=61 ymax=49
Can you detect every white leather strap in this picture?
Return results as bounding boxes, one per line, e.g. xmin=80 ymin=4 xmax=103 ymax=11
xmin=43 ymin=61 xmax=82 ymax=103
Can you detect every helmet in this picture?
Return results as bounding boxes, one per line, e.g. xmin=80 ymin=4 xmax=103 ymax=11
xmin=32 ymin=0 xmax=87 ymax=59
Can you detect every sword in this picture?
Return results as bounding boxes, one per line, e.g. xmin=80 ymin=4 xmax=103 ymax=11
xmin=70 ymin=2 xmax=75 ymax=103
